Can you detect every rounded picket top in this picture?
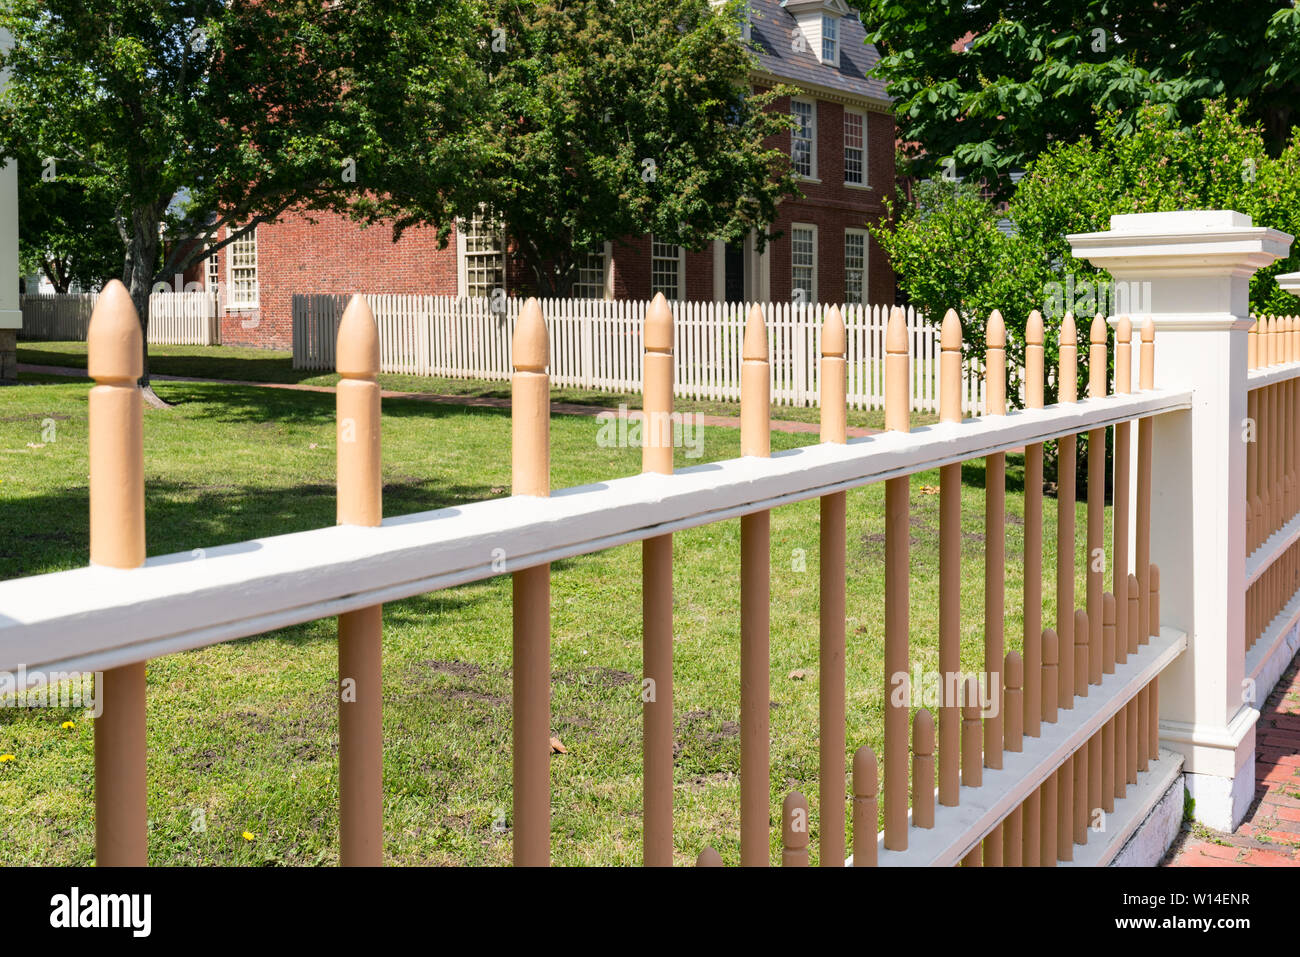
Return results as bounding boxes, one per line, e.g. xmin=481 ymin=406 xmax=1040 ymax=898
xmin=986 ymin=309 xmax=1006 ymax=349
xmin=821 ymin=304 xmax=846 ymax=357
xmin=87 ymin=280 xmax=142 ymax=383
xmin=1103 ymin=590 xmax=1117 ymax=625
xmin=1025 ymin=309 xmax=1043 ymax=347
xmin=336 ymin=295 xmax=379 ymax=378
xmin=1090 ymin=312 xmax=1108 ymax=345
xmin=1117 ymin=314 xmax=1133 ymax=343
xmin=1141 ymin=317 xmax=1155 ymax=343
xmin=941 ymin=308 xmax=962 ymax=351
xmin=1061 ymin=311 xmax=1078 ymax=345
xmin=1005 ymin=650 xmax=1023 ymax=690
xmin=886 ymin=305 xmax=908 ymax=354
xmin=696 ymin=846 xmax=723 ymax=867
xmin=852 ymin=745 xmax=878 ymax=797
xmin=512 ymin=297 xmax=549 ymax=372
xmin=913 ymin=708 xmax=934 ymax=754
xmin=742 ymin=303 xmax=768 ymax=361
xmin=644 ymin=292 xmax=673 ymax=354
xmin=1042 ymin=628 xmax=1059 ymax=665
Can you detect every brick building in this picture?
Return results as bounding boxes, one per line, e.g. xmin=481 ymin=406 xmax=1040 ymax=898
xmin=199 ymin=0 xmax=896 ymax=350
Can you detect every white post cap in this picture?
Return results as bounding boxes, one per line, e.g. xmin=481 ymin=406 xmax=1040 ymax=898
xmin=1276 ymin=271 xmax=1300 ymax=298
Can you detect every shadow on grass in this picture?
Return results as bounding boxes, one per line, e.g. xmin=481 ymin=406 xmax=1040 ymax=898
xmin=144 ymin=381 xmax=517 ymax=429
xmin=0 ymin=474 xmax=500 ymax=581
xmin=18 ymin=343 xmax=319 ymax=387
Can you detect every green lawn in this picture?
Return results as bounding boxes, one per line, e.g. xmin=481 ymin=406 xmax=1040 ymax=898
xmin=0 ymin=362 xmax=1105 ymax=866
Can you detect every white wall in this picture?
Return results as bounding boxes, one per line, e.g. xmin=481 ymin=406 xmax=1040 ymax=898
xmin=0 ymin=27 xmax=20 ymax=331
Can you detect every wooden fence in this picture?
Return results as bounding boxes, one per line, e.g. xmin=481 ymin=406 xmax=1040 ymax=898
xmin=2 ymin=210 xmax=1295 ymax=866
xmin=19 ymin=292 xmax=220 ymax=345
xmin=293 ymin=294 xmax=989 ymax=414
xmin=0 ymin=284 xmax=1191 ymax=867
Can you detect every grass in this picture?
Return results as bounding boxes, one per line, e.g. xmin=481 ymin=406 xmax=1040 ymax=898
xmin=0 ymin=357 xmax=1106 ymax=866
xmin=17 ymin=340 xmax=941 ymax=433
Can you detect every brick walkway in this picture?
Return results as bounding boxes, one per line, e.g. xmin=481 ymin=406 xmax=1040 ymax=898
xmin=1164 ymin=653 xmax=1300 ymax=866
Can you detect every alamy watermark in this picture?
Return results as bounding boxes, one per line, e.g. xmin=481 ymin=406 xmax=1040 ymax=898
xmin=0 ymin=666 xmax=102 ymax=718
xmin=595 ymin=405 xmax=705 ymax=459
xmin=889 ymin=665 xmax=1002 ymax=717
xmin=1043 ymin=274 xmax=1151 ymax=321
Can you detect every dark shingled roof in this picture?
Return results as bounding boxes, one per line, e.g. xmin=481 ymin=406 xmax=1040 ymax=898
xmin=746 ymin=0 xmax=890 ymax=105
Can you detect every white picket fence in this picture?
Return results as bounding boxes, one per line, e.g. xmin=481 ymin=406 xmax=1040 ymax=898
xmin=293 ymin=294 xmax=991 ymax=413
xmin=19 ymin=292 xmax=221 ymax=346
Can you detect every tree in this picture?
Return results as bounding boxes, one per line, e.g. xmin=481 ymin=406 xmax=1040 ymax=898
xmin=855 ymin=0 xmax=1300 ymax=198
xmin=373 ymin=0 xmax=798 ymax=297
xmin=17 ymin=146 xmax=122 ymax=294
xmin=871 ymin=100 xmax=1300 ymax=403
xmin=0 ymin=0 xmax=486 ymax=403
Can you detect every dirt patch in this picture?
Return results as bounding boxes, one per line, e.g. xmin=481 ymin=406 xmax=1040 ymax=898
xmin=553 ymin=666 xmax=635 ymax=688
xmin=418 ymin=659 xmax=484 ymax=679
xmin=428 ymin=686 xmax=509 ymax=707
xmin=706 ymin=720 xmax=740 ymax=743
xmin=681 ymin=770 xmax=737 ymax=791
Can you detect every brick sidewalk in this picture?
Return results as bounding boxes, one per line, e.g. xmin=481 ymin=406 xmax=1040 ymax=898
xmin=1164 ymin=654 xmax=1300 ymax=866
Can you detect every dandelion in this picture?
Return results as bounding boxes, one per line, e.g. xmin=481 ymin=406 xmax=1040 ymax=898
xmin=61 ymin=720 xmax=75 ymax=729
xmin=242 ymin=830 xmax=255 ymax=841
xmin=0 ymin=754 xmax=14 ymax=763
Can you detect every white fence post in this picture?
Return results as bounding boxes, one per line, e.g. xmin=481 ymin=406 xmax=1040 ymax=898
xmin=1071 ymin=210 xmax=1293 ymax=830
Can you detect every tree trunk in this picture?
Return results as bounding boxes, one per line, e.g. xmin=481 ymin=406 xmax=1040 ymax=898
xmin=122 ymin=205 xmax=170 ymax=409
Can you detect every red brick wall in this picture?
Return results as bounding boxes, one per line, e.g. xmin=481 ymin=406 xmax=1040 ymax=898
xmin=210 ymin=211 xmax=459 ymax=350
xmin=763 ymin=95 xmax=895 ymax=305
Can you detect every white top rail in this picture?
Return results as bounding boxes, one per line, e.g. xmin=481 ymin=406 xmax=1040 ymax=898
xmin=0 ymin=388 xmax=1191 ymax=678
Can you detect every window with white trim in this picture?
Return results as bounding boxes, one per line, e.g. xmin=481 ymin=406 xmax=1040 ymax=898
xmin=791 ymin=99 xmax=816 ymax=179
xmin=844 ymin=110 xmax=866 ymax=186
xmin=574 ymin=248 xmax=608 ymax=299
xmin=791 ymin=225 xmax=816 ymax=303
xmin=821 ymin=14 xmax=839 ymax=63
xmin=226 ymin=229 xmax=258 ymax=308
xmin=205 ymin=252 xmax=219 ymax=292
xmin=461 ymin=209 xmax=505 ymax=299
xmin=844 ymin=228 xmax=868 ymax=305
xmin=651 ymin=239 xmax=682 ymax=301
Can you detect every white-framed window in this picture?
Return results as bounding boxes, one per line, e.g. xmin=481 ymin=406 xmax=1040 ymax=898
xmin=459 ymin=208 xmax=505 ymax=299
xmin=791 ymin=224 xmax=817 ymax=304
xmin=574 ymin=246 xmax=609 ymax=299
xmin=226 ymin=228 xmax=258 ymax=308
xmin=204 ymin=251 xmax=220 ymax=292
xmin=844 ymin=228 xmax=868 ymax=305
xmin=791 ymin=99 xmax=816 ymax=179
xmin=651 ymin=238 xmax=683 ymax=301
xmin=844 ymin=109 xmax=867 ymax=186
xmin=821 ymin=14 xmax=839 ymax=64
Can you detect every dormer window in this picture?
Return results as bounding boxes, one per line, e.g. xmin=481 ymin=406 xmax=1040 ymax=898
xmin=821 ymin=14 xmax=838 ymax=63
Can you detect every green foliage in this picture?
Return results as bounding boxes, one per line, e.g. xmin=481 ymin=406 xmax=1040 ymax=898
xmin=870 ymin=179 xmax=1048 ymax=373
xmin=871 ymin=100 xmax=1300 ymax=401
xmin=17 ymin=147 xmax=122 ymax=292
xmin=1014 ymin=100 xmax=1300 ymax=318
xmin=377 ymin=0 xmax=798 ymax=296
xmin=856 ymin=0 xmax=1300 ymax=197
xmin=0 ymin=0 xmax=485 ymax=376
